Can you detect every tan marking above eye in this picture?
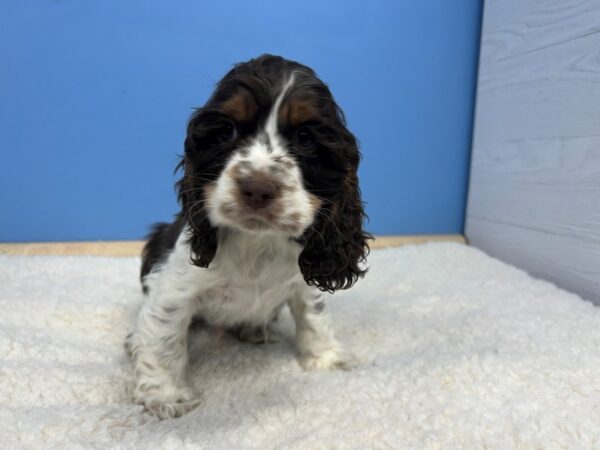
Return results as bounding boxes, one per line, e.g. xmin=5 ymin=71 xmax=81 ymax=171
xmin=280 ymin=96 xmax=320 ymax=126
xmin=221 ymin=89 xmax=257 ymax=122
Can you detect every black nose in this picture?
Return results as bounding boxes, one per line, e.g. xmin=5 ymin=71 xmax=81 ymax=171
xmin=239 ymin=179 xmax=278 ymax=209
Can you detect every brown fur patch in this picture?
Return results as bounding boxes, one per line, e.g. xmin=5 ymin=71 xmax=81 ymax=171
xmin=228 ymin=163 xmax=242 ymax=179
xmin=308 ymin=193 xmax=322 ymax=212
xmin=203 ymin=183 xmax=216 ymax=199
xmin=222 ymin=89 xmax=257 ymax=122
xmin=280 ymin=96 xmax=320 ymax=126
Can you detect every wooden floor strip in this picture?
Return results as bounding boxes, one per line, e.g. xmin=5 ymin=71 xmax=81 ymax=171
xmin=0 ymin=235 xmax=465 ymax=256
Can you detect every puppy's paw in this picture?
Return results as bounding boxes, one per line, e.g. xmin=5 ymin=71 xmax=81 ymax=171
xmin=299 ymin=347 xmax=356 ymax=371
xmin=135 ymin=384 xmax=200 ymax=419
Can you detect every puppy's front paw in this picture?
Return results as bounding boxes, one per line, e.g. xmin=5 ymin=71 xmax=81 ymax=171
xmin=135 ymin=384 xmax=200 ymax=419
xmin=299 ymin=347 xmax=356 ymax=371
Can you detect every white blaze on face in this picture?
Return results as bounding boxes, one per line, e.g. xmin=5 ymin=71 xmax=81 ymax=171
xmin=265 ymin=74 xmax=296 ymax=152
xmin=238 ymin=73 xmax=296 ymax=173
xmin=205 ymin=73 xmax=321 ymax=236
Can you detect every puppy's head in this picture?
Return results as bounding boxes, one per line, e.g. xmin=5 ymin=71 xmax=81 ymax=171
xmin=178 ymin=54 xmax=370 ymax=292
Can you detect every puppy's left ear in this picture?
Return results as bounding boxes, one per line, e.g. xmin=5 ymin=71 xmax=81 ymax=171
xmin=299 ymin=157 xmax=371 ymax=293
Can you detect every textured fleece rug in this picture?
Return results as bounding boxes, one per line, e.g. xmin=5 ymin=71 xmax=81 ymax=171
xmin=1 ymin=242 xmax=600 ymax=449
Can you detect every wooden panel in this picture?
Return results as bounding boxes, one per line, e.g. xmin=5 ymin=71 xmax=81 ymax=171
xmin=371 ymin=235 xmax=465 ymax=248
xmin=466 ymin=0 xmax=600 ymax=303
xmin=0 ymin=241 xmax=145 ymax=256
xmin=467 ymin=218 xmax=600 ymax=303
xmin=476 ymin=31 xmax=600 ymax=141
xmin=469 ymin=138 xmax=600 ymax=242
xmin=0 ymin=235 xmax=465 ymax=256
xmin=481 ymin=0 xmax=600 ymax=60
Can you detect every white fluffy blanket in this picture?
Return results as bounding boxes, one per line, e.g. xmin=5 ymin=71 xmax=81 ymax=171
xmin=1 ymin=243 xmax=600 ymax=449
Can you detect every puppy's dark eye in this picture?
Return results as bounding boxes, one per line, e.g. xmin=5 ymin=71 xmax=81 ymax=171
xmin=296 ymin=127 xmax=315 ymax=149
xmin=217 ymin=123 xmax=237 ymax=143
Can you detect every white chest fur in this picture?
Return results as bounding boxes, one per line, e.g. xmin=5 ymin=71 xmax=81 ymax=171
xmin=198 ymin=231 xmax=304 ymax=326
xmin=147 ymin=228 xmax=305 ymax=328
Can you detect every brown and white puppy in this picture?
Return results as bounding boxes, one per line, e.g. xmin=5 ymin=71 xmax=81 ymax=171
xmin=126 ymin=54 xmax=370 ymax=419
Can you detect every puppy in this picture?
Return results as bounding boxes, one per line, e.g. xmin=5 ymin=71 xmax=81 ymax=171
xmin=126 ymin=54 xmax=370 ymax=419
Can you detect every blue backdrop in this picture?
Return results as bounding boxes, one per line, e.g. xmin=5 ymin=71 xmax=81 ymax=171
xmin=0 ymin=1 xmax=482 ymax=241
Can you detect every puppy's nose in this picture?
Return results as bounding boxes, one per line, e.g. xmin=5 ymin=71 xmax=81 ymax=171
xmin=239 ymin=179 xmax=278 ymax=209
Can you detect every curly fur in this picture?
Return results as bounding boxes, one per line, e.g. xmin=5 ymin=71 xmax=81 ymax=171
xmin=299 ymin=171 xmax=371 ymax=292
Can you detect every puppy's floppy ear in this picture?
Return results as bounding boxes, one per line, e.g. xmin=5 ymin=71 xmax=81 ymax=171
xmin=175 ymin=112 xmax=218 ymax=268
xmin=299 ymin=151 xmax=371 ymax=293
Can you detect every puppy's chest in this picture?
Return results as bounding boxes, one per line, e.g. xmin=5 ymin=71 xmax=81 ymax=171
xmin=196 ymin=243 xmax=302 ymax=325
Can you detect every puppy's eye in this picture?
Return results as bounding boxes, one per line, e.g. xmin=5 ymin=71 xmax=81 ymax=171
xmin=217 ymin=123 xmax=237 ymax=143
xmin=296 ymin=127 xmax=315 ymax=149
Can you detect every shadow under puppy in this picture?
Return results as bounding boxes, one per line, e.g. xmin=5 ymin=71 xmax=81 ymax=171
xmin=126 ymin=54 xmax=370 ymax=419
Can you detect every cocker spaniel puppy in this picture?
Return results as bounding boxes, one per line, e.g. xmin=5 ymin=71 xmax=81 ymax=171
xmin=126 ymin=54 xmax=370 ymax=419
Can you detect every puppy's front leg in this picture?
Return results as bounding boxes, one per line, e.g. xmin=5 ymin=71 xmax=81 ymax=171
xmin=288 ymin=287 xmax=355 ymax=371
xmin=126 ymin=289 xmax=199 ymax=419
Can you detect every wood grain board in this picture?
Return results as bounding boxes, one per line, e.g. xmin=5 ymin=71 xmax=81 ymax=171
xmin=466 ymin=0 xmax=600 ymax=303
xmin=0 ymin=235 xmax=465 ymax=256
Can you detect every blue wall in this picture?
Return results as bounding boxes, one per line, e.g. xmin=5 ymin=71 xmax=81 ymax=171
xmin=0 ymin=1 xmax=482 ymax=241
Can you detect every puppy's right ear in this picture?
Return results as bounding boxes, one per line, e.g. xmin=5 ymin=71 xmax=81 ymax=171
xmin=175 ymin=111 xmax=218 ymax=268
